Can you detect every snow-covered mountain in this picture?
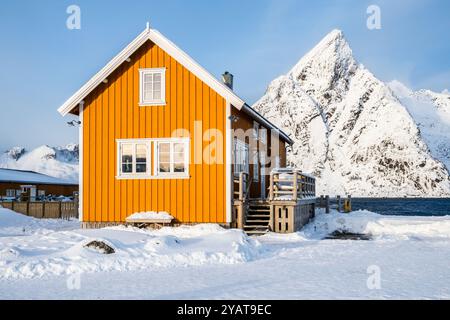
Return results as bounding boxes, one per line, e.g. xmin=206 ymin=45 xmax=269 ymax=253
xmin=388 ymin=81 xmax=450 ymax=173
xmin=0 ymin=144 xmax=79 ymax=183
xmin=253 ymin=29 xmax=450 ymax=197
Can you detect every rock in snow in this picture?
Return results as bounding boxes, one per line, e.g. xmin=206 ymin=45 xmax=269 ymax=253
xmin=0 ymin=144 xmax=79 ymax=183
xmin=253 ymin=29 xmax=450 ymax=197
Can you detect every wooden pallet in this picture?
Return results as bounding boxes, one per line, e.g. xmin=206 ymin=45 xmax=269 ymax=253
xmin=125 ymin=218 xmax=174 ymax=229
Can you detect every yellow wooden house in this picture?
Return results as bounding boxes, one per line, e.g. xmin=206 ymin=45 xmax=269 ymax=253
xmin=58 ymin=25 xmax=315 ymax=234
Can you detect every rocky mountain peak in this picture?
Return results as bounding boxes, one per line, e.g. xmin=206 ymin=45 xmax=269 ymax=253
xmin=253 ymin=30 xmax=450 ymax=197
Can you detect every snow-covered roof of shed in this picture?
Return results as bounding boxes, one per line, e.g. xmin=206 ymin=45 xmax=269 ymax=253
xmin=0 ymin=169 xmax=78 ymax=186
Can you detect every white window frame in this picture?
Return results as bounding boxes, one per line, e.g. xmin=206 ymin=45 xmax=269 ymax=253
xmin=253 ymin=121 xmax=259 ymax=139
xmin=6 ymin=189 xmax=15 ymax=197
xmin=139 ymin=68 xmax=166 ymax=106
xmin=260 ymin=127 xmax=267 ymax=145
xmin=154 ymin=138 xmax=190 ymax=178
xmin=234 ymin=138 xmax=249 ymax=177
xmin=253 ymin=150 xmax=259 ymax=182
xmin=117 ymin=139 xmax=152 ymax=179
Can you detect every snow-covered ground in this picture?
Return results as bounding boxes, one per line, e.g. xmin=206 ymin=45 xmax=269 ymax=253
xmin=0 ymin=207 xmax=449 ymax=299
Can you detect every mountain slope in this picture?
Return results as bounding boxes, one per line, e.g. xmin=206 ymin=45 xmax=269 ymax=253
xmin=388 ymin=80 xmax=450 ymax=173
xmin=253 ymin=30 xmax=450 ymax=197
xmin=0 ymin=144 xmax=79 ymax=183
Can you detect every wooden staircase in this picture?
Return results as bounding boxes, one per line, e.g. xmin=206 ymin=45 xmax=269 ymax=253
xmin=234 ymin=169 xmax=317 ymax=236
xmin=243 ymin=201 xmax=271 ymax=236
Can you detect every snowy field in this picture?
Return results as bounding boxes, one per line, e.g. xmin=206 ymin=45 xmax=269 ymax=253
xmin=0 ymin=206 xmax=449 ymax=299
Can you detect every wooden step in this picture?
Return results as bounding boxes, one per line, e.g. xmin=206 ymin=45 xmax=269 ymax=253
xmin=245 ymin=220 xmax=270 ymax=224
xmin=248 ymin=209 xmax=270 ymax=214
xmin=247 ymin=212 xmax=270 ymax=215
xmin=246 ymin=214 xmax=270 ymax=218
xmin=244 ymin=226 xmax=269 ymax=231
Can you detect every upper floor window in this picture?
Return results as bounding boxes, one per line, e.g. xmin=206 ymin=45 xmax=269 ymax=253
xmin=139 ymin=68 xmax=166 ymax=106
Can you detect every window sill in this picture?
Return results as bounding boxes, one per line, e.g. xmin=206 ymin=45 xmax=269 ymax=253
xmin=116 ymin=175 xmax=190 ymax=180
xmin=139 ymin=102 xmax=166 ymax=107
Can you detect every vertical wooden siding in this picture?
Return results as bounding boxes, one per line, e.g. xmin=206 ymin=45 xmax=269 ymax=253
xmin=82 ymin=41 xmax=226 ymax=223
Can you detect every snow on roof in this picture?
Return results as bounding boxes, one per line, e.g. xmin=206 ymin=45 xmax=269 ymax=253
xmin=0 ymin=168 xmax=78 ymax=186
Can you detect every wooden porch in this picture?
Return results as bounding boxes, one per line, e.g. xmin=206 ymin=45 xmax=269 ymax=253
xmin=233 ymin=168 xmax=316 ymax=235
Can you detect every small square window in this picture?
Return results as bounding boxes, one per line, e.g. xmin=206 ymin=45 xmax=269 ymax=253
xmin=139 ymin=68 xmax=166 ymax=106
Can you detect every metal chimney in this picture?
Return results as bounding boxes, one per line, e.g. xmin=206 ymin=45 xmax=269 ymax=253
xmin=222 ymin=71 xmax=234 ymax=90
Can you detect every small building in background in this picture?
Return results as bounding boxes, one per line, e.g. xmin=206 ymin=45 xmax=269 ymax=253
xmin=0 ymin=168 xmax=78 ymax=201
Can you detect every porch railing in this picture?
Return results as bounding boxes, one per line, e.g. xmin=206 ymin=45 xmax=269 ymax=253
xmin=233 ymin=172 xmax=251 ymax=229
xmin=268 ymin=168 xmax=316 ymax=233
xmin=269 ymin=168 xmax=316 ymax=201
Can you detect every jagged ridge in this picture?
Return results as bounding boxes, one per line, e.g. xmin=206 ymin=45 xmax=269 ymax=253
xmin=253 ymin=30 xmax=450 ymax=197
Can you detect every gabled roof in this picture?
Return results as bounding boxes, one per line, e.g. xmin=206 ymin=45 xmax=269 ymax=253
xmin=0 ymin=168 xmax=78 ymax=186
xmin=57 ymin=26 xmax=293 ymax=144
xmin=57 ymin=26 xmax=245 ymax=116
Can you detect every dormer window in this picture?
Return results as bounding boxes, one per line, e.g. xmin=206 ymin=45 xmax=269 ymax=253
xmin=139 ymin=68 xmax=166 ymax=106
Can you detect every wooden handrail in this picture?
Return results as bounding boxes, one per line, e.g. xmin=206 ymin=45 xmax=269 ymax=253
xmin=269 ymin=169 xmax=316 ymax=201
xmin=293 ymin=171 xmax=298 ymax=201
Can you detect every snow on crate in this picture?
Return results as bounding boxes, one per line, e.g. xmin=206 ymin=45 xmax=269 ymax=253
xmin=126 ymin=211 xmax=174 ymax=222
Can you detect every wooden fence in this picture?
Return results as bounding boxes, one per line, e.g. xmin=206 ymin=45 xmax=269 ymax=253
xmin=0 ymin=201 xmax=78 ymax=220
xmin=316 ymin=195 xmax=352 ymax=213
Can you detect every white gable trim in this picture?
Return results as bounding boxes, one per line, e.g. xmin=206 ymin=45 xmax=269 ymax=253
xmin=58 ymin=28 xmax=245 ymax=116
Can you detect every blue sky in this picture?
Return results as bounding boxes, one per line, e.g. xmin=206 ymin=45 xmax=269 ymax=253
xmin=0 ymin=0 xmax=449 ymax=150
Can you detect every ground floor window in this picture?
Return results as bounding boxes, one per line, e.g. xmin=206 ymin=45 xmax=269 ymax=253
xmin=155 ymin=139 xmax=189 ymax=177
xmin=117 ymin=140 xmax=151 ymax=178
xmin=117 ymin=138 xmax=189 ymax=179
xmin=234 ymin=138 xmax=249 ymax=176
xmin=6 ymin=189 xmax=15 ymax=197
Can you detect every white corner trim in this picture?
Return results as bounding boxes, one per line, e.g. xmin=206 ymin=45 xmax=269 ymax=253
xmin=225 ymin=101 xmax=232 ymax=224
xmin=78 ymin=101 xmax=84 ymax=222
xmin=57 ymin=27 xmax=245 ymax=117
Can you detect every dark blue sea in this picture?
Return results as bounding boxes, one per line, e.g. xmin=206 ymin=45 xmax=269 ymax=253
xmin=351 ymin=198 xmax=450 ymax=216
